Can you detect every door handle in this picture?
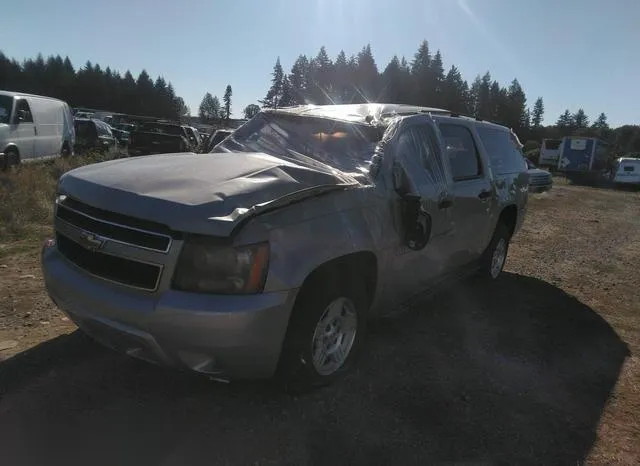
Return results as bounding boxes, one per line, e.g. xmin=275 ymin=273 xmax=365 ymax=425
xmin=34 ymin=126 xmax=37 ymax=135
xmin=478 ymin=190 xmax=492 ymax=200
xmin=438 ymin=198 xmax=454 ymax=209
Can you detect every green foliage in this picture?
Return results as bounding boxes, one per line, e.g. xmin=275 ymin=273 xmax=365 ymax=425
xmin=198 ymin=92 xmax=221 ymax=123
xmin=223 ymin=85 xmax=232 ymax=120
xmin=243 ymin=104 xmax=260 ymax=119
xmin=0 ymin=51 xmax=185 ymax=119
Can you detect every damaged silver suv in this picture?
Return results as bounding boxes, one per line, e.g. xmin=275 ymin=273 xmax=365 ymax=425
xmin=42 ymin=104 xmax=528 ymax=391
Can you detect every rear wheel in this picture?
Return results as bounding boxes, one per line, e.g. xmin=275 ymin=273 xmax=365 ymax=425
xmin=277 ymin=275 xmax=367 ymax=393
xmin=1 ymin=148 xmax=19 ymax=172
xmin=478 ymin=223 xmax=511 ymax=280
xmin=60 ymin=144 xmax=71 ymax=158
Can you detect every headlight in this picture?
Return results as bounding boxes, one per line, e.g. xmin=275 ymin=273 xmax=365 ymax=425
xmin=172 ymin=237 xmax=270 ymax=294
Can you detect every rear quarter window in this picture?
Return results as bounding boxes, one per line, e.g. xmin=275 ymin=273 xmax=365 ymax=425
xmin=476 ymin=126 xmax=527 ymax=175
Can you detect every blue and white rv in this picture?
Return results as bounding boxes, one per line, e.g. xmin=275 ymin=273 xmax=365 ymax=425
xmin=556 ymin=137 xmax=612 ymax=176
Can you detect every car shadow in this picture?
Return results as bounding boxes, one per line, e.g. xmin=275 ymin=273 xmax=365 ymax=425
xmin=0 ymin=273 xmax=630 ymax=466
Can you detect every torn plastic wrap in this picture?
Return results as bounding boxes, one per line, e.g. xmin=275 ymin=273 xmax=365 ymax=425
xmin=58 ymin=111 xmax=384 ymax=237
xmin=369 ymin=115 xmax=452 ymax=250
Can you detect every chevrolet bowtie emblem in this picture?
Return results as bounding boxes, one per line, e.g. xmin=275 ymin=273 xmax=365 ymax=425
xmin=78 ymin=231 xmax=106 ymax=251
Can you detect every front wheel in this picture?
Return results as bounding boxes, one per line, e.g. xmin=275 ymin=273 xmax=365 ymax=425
xmin=477 ymin=223 xmax=511 ymax=280
xmin=277 ymin=277 xmax=367 ymax=393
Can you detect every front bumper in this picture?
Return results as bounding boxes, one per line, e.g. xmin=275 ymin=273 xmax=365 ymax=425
xmin=42 ymin=244 xmax=297 ymax=379
xmin=528 ymin=183 xmax=552 ymax=193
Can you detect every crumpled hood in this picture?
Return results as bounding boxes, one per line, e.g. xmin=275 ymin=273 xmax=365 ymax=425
xmin=58 ymin=152 xmax=355 ymax=236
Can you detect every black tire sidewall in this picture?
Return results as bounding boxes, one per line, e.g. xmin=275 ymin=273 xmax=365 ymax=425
xmin=479 ymin=223 xmax=511 ymax=280
xmin=278 ymin=276 xmax=368 ymax=393
xmin=2 ymin=149 xmax=19 ymax=172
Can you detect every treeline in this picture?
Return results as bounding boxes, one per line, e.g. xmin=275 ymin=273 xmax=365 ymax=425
xmin=260 ymin=40 xmax=640 ymax=155
xmin=0 ymin=52 xmax=189 ymax=120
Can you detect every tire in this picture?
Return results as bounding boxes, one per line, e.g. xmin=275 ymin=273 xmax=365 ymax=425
xmin=277 ymin=274 xmax=368 ymax=393
xmin=61 ymin=144 xmax=71 ymax=158
xmin=477 ymin=222 xmax=511 ymax=281
xmin=1 ymin=148 xmax=19 ymax=172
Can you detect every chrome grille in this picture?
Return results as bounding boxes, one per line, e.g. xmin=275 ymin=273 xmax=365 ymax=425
xmin=56 ymin=233 xmax=163 ymax=291
xmin=56 ymin=197 xmax=172 ymax=253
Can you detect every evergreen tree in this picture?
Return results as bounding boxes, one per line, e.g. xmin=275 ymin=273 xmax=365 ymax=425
xmin=430 ymin=50 xmax=445 ymax=108
xmin=442 ymin=65 xmax=470 ymax=114
xmin=223 ymin=85 xmax=232 ymax=120
xmin=573 ymin=108 xmax=589 ymax=128
xmin=556 ymin=110 xmax=575 ymax=132
xmin=592 ymin=112 xmax=609 ymax=130
xmin=531 ymin=97 xmax=544 ymax=128
xmin=355 ymin=44 xmax=379 ymax=103
xmin=288 ymin=55 xmax=310 ymax=105
xmin=411 ymin=40 xmax=432 ymax=106
xmin=261 ymin=57 xmax=284 ymax=108
xmin=506 ymin=78 xmax=527 ymax=132
xmin=280 ymin=76 xmax=295 ymax=107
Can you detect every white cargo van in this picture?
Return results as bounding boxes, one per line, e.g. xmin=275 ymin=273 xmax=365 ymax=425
xmin=0 ymin=90 xmax=75 ymax=170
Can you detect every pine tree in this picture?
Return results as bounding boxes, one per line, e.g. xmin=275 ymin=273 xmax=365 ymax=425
xmin=592 ymin=112 xmax=609 ymax=130
xmin=411 ymin=40 xmax=432 ymax=106
xmin=261 ymin=57 xmax=284 ymax=108
xmin=289 ymin=55 xmax=310 ymax=105
xmin=556 ymin=109 xmax=575 ymax=130
xmin=223 ymin=85 xmax=232 ymax=120
xmin=309 ymin=46 xmax=334 ymax=104
xmin=506 ymin=78 xmax=527 ymax=132
xmin=442 ymin=65 xmax=469 ymax=114
xmin=355 ymin=44 xmax=378 ymax=103
xmin=430 ymin=50 xmax=445 ymax=108
xmin=573 ymin=108 xmax=589 ymax=128
xmin=280 ymin=76 xmax=295 ymax=107
xmin=531 ymin=97 xmax=544 ymax=127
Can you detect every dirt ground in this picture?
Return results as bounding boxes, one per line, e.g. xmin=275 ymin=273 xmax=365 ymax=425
xmin=0 ymin=183 xmax=638 ymax=466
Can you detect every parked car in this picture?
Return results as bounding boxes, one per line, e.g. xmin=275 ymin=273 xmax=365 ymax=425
xmin=73 ymin=118 xmax=117 ymax=154
xmin=0 ymin=90 xmax=75 ymax=170
xmin=42 ymin=103 xmax=528 ymax=391
xmin=183 ymin=126 xmax=200 ymax=148
xmin=128 ymin=121 xmax=193 ymax=156
xmin=526 ymin=159 xmax=553 ymax=192
xmin=612 ymin=157 xmax=640 ymax=188
xmin=202 ymin=128 xmax=233 ymax=153
xmin=108 ymin=125 xmax=130 ymax=147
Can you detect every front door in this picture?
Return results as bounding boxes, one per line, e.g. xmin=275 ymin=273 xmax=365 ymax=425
xmin=381 ymin=114 xmax=457 ymax=305
xmin=11 ymin=99 xmax=36 ymax=159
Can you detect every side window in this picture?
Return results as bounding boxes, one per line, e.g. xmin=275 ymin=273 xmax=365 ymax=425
xmin=396 ymin=125 xmax=443 ymax=182
xmin=15 ymin=99 xmax=34 ymax=123
xmin=476 ymin=126 xmax=527 ymax=175
xmin=439 ymin=124 xmax=482 ymax=181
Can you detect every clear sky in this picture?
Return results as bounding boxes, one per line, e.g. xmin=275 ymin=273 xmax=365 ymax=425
xmin=2 ymin=0 xmax=638 ymax=126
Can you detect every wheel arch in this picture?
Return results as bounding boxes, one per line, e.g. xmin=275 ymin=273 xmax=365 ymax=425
xmin=296 ymin=251 xmax=378 ymax=313
xmin=498 ymin=204 xmax=518 ymax=238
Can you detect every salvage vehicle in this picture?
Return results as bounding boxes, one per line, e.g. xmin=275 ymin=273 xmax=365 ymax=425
xmin=73 ymin=118 xmax=117 ymax=154
xmin=202 ymin=128 xmax=233 ymax=153
xmin=526 ymin=159 xmax=553 ymax=192
xmin=108 ymin=124 xmax=130 ymax=147
xmin=128 ymin=121 xmax=193 ymax=156
xmin=42 ymin=103 xmax=528 ymax=391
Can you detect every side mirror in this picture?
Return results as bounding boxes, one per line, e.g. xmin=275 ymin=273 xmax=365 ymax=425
xmin=399 ymin=193 xmax=432 ymax=251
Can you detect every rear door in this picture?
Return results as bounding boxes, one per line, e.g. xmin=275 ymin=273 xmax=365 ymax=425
xmin=11 ymin=99 xmax=36 ymax=159
xmin=438 ymin=121 xmax=494 ymax=268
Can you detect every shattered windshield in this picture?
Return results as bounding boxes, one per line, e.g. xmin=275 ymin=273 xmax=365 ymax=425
xmin=213 ymin=112 xmax=382 ymax=176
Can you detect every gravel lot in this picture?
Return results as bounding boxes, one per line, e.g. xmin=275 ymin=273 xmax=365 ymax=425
xmin=0 ymin=183 xmax=638 ymax=465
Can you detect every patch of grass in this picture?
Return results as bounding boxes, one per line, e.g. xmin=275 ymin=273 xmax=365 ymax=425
xmin=0 ymin=152 xmax=118 ymax=242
